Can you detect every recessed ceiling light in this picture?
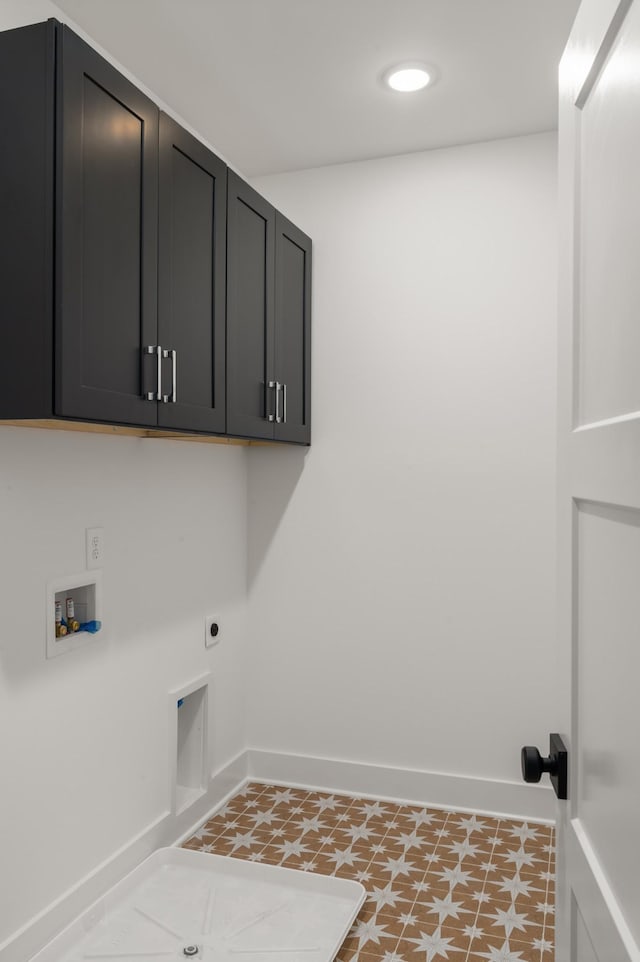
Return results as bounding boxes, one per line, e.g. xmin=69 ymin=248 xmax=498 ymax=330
xmin=383 ymin=62 xmax=436 ymax=93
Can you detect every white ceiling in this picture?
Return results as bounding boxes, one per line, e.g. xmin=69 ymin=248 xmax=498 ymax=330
xmin=54 ymin=0 xmax=580 ymax=177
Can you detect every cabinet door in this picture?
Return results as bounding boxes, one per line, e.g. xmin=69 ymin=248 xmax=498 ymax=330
xmin=158 ymin=114 xmax=226 ymax=433
xmin=0 ymin=21 xmax=55 ymax=420
xmin=274 ymin=213 xmax=311 ymax=444
xmin=226 ymin=171 xmax=275 ymax=440
xmin=55 ymin=25 xmax=158 ymax=426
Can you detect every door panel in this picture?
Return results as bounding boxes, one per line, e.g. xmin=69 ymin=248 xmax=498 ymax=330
xmin=578 ymin=1 xmax=640 ymax=426
xmin=558 ymin=0 xmax=640 ymax=958
xmin=562 ymin=824 xmax=637 ymax=961
xmin=56 ymin=25 xmax=158 ymax=425
xmin=274 ymin=213 xmax=311 ymax=444
xmin=575 ymin=901 xmax=602 ymax=962
xmin=226 ymin=171 xmax=275 ymax=440
xmin=576 ymin=501 xmax=640 ymax=935
xmin=158 ymin=114 xmax=226 ymax=432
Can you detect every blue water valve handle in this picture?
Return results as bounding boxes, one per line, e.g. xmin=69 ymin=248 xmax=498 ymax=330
xmin=79 ymin=620 xmax=102 ymax=633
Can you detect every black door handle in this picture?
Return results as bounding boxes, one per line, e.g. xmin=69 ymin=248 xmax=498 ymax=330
xmin=520 ymin=733 xmax=568 ymax=800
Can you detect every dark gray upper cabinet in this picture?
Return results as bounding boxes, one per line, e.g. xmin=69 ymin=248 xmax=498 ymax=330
xmin=158 ymin=113 xmax=227 ymax=433
xmin=226 ymin=172 xmax=276 ymax=441
xmin=0 ymin=20 xmax=310 ymax=445
xmin=0 ymin=19 xmax=57 ymax=421
xmin=227 ymin=172 xmax=311 ymax=444
xmin=274 ymin=212 xmax=312 ymax=444
xmin=56 ymin=24 xmax=159 ymax=427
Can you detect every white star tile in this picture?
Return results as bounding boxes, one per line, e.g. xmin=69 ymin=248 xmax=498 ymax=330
xmin=250 ymin=809 xmax=278 ymax=827
xmin=410 ymin=880 xmax=432 ymax=895
xmin=295 ymin=815 xmax=327 ymax=835
xmin=399 ymin=912 xmax=418 ymax=925
xmin=502 ymin=848 xmax=543 ymax=871
xmin=434 ymin=865 xmax=480 ymax=888
xmin=476 ymin=942 xmax=526 ymax=962
xmin=453 ymin=814 xmax=489 ymax=834
xmin=533 ymin=936 xmax=554 ymax=953
xmin=507 ymin=823 xmax=540 ymax=843
xmin=487 ymin=905 xmax=534 ymax=937
xmin=445 ymin=839 xmax=486 ymax=860
xmin=381 ymin=855 xmax=416 ymax=878
xmin=313 ymin=795 xmax=345 ymax=812
xmin=358 ymin=801 xmax=391 ymax=818
xmin=370 ymin=883 xmax=401 ymax=910
xmin=409 ymin=810 xmax=437 ymax=827
xmin=276 ymin=839 xmax=310 ymax=859
xmin=326 ymin=847 xmax=366 ymax=869
xmin=352 ymin=918 xmax=391 ymax=948
xmin=228 ymin=831 xmax=259 ymax=852
xmin=394 ymin=830 xmax=427 ymax=851
xmin=472 ymin=891 xmax=492 ymax=905
xmin=409 ymin=926 xmax=465 ymax=959
xmin=345 ymin=823 xmax=375 ymax=842
xmin=535 ymin=901 xmax=555 ymax=915
xmin=496 ymin=875 xmax=538 ymax=899
xmin=425 ymin=894 xmax=473 ymax=923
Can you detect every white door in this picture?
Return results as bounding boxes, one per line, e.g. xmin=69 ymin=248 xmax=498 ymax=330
xmin=557 ymin=0 xmax=640 ymax=959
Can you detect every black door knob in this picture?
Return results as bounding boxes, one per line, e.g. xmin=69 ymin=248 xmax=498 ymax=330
xmin=520 ymin=733 xmax=568 ymax=800
xmin=521 ymin=746 xmax=557 ymax=783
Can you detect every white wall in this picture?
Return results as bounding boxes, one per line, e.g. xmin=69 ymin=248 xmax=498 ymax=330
xmin=0 ymin=1 xmax=248 ymax=951
xmin=0 ymin=429 xmax=248 ymax=947
xmin=249 ymin=133 xmax=559 ymax=790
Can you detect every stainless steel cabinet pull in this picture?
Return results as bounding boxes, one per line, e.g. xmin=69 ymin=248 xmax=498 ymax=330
xmin=275 ymin=381 xmax=283 ymax=423
xmin=144 ymin=345 xmax=162 ymax=401
xmin=162 ymin=349 xmax=177 ymax=403
xmin=267 ymin=380 xmax=277 ymax=422
xmin=282 ymin=383 xmax=287 ymax=424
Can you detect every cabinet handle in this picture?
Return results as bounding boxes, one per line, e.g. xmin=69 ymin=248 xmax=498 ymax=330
xmin=162 ymin=349 xmax=177 ymax=403
xmin=282 ymin=383 xmax=287 ymax=424
xmin=275 ymin=381 xmax=283 ymax=423
xmin=267 ymin=380 xmax=277 ymax=422
xmin=144 ymin=345 xmax=162 ymax=401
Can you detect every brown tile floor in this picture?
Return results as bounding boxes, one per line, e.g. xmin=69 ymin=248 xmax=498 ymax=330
xmin=183 ymin=782 xmax=555 ymax=961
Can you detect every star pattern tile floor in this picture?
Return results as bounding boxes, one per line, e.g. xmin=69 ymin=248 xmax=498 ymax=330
xmin=183 ymin=782 xmax=555 ymax=962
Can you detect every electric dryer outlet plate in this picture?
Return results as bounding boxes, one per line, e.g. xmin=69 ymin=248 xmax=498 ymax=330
xmin=204 ymin=615 xmax=220 ymax=648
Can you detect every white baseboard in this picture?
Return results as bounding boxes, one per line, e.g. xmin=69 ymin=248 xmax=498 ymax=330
xmin=0 ymin=751 xmax=249 ymax=962
xmin=2 ymin=747 xmax=554 ymax=962
xmin=247 ymin=749 xmax=556 ymax=824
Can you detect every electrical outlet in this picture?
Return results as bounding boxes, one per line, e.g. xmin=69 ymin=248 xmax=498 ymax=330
xmin=204 ymin=615 xmax=221 ymax=648
xmin=86 ymin=527 xmax=104 ymax=569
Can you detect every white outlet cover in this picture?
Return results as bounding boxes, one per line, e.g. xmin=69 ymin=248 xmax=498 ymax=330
xmin=204 ymin=615 xmax=220 ymax=648
xmin=86 ymin=527 xmax=104 ymax=570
